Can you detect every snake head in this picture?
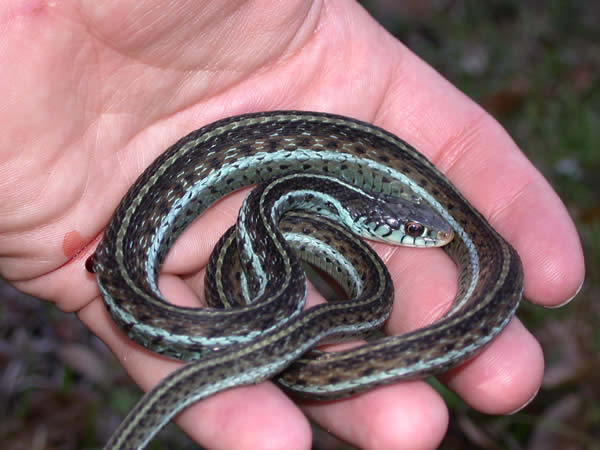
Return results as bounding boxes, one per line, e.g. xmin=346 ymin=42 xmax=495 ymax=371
xmin=357 ymin=193 xmax=454 ymax=247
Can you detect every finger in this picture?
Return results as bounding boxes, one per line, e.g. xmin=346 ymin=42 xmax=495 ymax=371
xmin=304 ymin=382 xmax=448 ymax=449
xmin=381 ymin=241 xmax=543 ymax=414
xmin=441 ymin=318 xmax=543 ymax=414
xmin=298 ymin=280 xmax=450 ymax=449
xmin=175 ymin=384 xmax=311 ymax=450
xmin=373 ymin=46 xmax=584 ymax=306
xmin=79 ymin=297 xmax=313 ymax=450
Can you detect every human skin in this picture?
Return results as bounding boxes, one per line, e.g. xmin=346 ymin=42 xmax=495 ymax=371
xmin=0 ymin=1 xmax=584 ymax=449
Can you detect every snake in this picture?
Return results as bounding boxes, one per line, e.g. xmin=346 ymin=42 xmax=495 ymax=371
xmin=87 ymin=111 xmax=524 ymax=449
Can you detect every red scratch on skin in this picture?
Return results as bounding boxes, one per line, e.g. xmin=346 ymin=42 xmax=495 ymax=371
xmin=49 ymin=231 xmax=102 ymax=276
xmin=63 ymin=230 xmax=86 ymax=258
xmin=63 ymin=230 xmax=96 ymax=260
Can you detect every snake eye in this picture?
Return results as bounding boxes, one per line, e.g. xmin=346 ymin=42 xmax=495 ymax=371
xmin=405 ymin=221 xmax=425 ymax=238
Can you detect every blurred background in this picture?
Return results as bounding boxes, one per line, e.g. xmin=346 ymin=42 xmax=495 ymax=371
xmin=1 ymin=1 xmax=598 ymax=449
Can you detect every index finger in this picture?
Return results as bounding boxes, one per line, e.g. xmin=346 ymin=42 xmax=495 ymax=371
xmin=374 ymin=48 xmax=584 ymax=306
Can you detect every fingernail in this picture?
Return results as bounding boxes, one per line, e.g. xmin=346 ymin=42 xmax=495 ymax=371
xmin=507 ymin=387 xmax=539 ymax=415
xmin=546 ymin=280 xmax=584 ymax=309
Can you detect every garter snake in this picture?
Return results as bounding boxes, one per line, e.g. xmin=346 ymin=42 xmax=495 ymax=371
xmin=88 ymin=111 xmax=523 ymax=449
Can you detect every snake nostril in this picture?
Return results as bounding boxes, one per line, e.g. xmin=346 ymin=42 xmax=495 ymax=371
xmin=437 ymin=230 xmax=454 ymax=243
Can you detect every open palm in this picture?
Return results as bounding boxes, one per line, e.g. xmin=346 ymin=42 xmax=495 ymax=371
xmin=0 ymin=1 xmax=584 ymax=448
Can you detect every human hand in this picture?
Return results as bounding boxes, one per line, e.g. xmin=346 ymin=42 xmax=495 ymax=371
xmin=0 ymin=1 xmax=584 ymax=448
